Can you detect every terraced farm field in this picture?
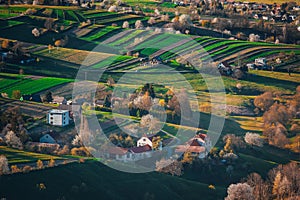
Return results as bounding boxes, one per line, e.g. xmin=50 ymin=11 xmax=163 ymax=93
xmin=0 ymin=73 xmax=72 ymax=97
xmin=81 ymin=26 xmax=122 ymax=42
xmin=0 ymin=6 xmax=27 ymax=18
xmin=0 ymin=20 xmax=24 ymax=29
xmin=34 ymin=48 xmax=115 ymax=66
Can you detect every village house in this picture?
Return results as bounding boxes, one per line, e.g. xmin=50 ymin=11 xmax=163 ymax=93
xmin=51 ymin=96 xmax=67 ymax=105
xmin=58 ymin=104 xmax=81 ymax=118
xmin=175 ymin=134 xmax=211 ymax=159
xmin=102 ymin=135 xmax=156 ymax=162
xmin=39 ymin=133 xmax=56 ymax=144
xmin=137 ymin=135 xmax=153 ymax=148
xmin=102 ymin=144 xmax=153 ymax=162
xmin=218 ymin=61 xmax=233 ymax=76
xmin=47 ymin=109 xmax=70 ymax=126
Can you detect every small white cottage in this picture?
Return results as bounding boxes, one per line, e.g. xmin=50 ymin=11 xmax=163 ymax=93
xmin=137 ymin=136 xmax=153 ymax=148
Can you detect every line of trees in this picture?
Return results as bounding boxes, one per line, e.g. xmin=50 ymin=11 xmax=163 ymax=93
xmin=225 ymin=162 xmax=300 ymax=200
xmin=253 ymin=86 xmax=300 ymax=152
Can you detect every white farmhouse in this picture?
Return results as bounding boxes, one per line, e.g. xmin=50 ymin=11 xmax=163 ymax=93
xmin=255 ymin=58 xmax=267 ymax=66
xmin=137 ymin=136 xmax=153 ymax=148
xmin=47 ymin=109 xmax=70 ymax=126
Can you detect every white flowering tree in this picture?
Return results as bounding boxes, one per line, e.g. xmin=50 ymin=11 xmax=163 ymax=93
xmin=244 ymin=132 xmax=264 ymax=147
xmin=223 ymin=152 xmax=238 ymax=160
xmin=5 ymin=131 xmax=23 ymax=149
xmin=135 ymin=20 xmax=144 ymax=29
xmin=161 ymin=14 xmax=169 ymax=22
xmin=32 ymin=28 xmax=40 ymax=37
xmin=122 ymin=21 xmax=129 ymax=29
xmin=179 ymin=14 xmax=192 ymax=26
xmin=249 ymin=33 xmax=260 ymax=42
xmin=0 ymin=155 xmax=9 ymax=175
xmin=108 ymin=5 xmax=117 ymax=12
xmin=225 ymin=183 xmax=255 ymax=200
xmin=154 ymin=8 xmax=160 ymax=16
xmin=147 ymin=17 xmax=156 ymax=25
xmin=72 ymin=135 xmax=83 ymax=147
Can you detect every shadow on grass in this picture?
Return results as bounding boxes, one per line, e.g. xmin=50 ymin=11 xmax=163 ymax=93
xmin=247 ymin=73 xmax=298 ymax=92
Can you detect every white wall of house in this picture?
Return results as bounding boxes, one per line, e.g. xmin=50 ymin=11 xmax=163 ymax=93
xmin=137 ymin=137 xmax=153 ymax=148
xmin=47 ymin=110 xmax=70 ymax=126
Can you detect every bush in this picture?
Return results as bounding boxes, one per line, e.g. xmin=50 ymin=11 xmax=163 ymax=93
xmin=71 ymin=147 xmax=91 ymax=157
xmin=22 ymin=165 xmax=32 ymax=173
xmin=36 ymin=160 xmax=44 ymax=169
xmin=48 ymin=159 xmax=55 ymax=167
xmin=11 ymin=165 xmax=21 ymax=173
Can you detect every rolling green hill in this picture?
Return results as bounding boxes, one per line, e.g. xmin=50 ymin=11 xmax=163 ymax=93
xmin=0 ymin=160 xmax=226 ymax=200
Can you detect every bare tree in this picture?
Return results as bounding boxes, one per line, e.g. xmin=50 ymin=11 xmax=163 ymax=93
xmin=156 ymin=158 xmax=183 ymax=176
xmin=44 ymin=18 xmax=54 ymax=31
xmin=254 ymin=92 xmax=274 ymax=113
xmin=246 ymin=173 xmax=270 ymax=200
xmin=5 ymin=130 xmax=23 ymax=149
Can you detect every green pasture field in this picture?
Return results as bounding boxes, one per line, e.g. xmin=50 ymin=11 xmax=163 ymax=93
xmin=89 ymin=55 xmax=133 ymax=69
xmin=0 ymin=20 xmax=24 ymax=29
xmin=0 ymin=159 xmax=226 ymax=200
xmin=0 ymin=73 xmax=72 ymax=97
xmin=0 ymin=146 xmax=65 ymax=164
xmin=81 ymin=26 xmax=121 ymax=41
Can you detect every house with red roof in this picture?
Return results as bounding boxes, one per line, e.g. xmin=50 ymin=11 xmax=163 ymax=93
xmin=175 ymin=134 xmax=211 ymax=159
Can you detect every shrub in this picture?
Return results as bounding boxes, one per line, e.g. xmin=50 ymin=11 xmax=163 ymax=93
xmin=208 ymin=185 xmax=216 ymax=190
xmin=36 ymin=160 xmax=44 ymax=169
xmin=48 ymin=159 xmax=55 ymax=167
xmin=71 ymin=147 xmax=91 ymax=157
xmin=11 ymin=165 xmax=21 ymax=173
xmin=22 ymin=165 xmax=32 ymax=173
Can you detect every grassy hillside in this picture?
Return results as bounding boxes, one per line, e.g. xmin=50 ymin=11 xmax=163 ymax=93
xmin=0 ymin=73 xmax=72 ymax=97
xmin=0 ymin=160 xmax=226 ymax=200
xmin=0 ymin=146 xmax=65 ymax=164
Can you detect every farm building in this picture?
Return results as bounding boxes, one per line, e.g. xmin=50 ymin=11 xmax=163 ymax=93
xmin=137 ymin=136 xmax=153 ymax=148
xmin=47 ymin=109 xmax=70 ymax=126
xmin=52 ymin=96 xmax=67 ymax=105
xmin=175 ymin=134 xmax=211 ymax=159
xmin=101 ymin=135 xmax=155 ymax=162
xmin=39 ymin=134 xmax=56 ymax=144
xmin=58 ymin=104 xmax=81 ymax=117
xmin=255 ymin=58 xmax=267 ymax=66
